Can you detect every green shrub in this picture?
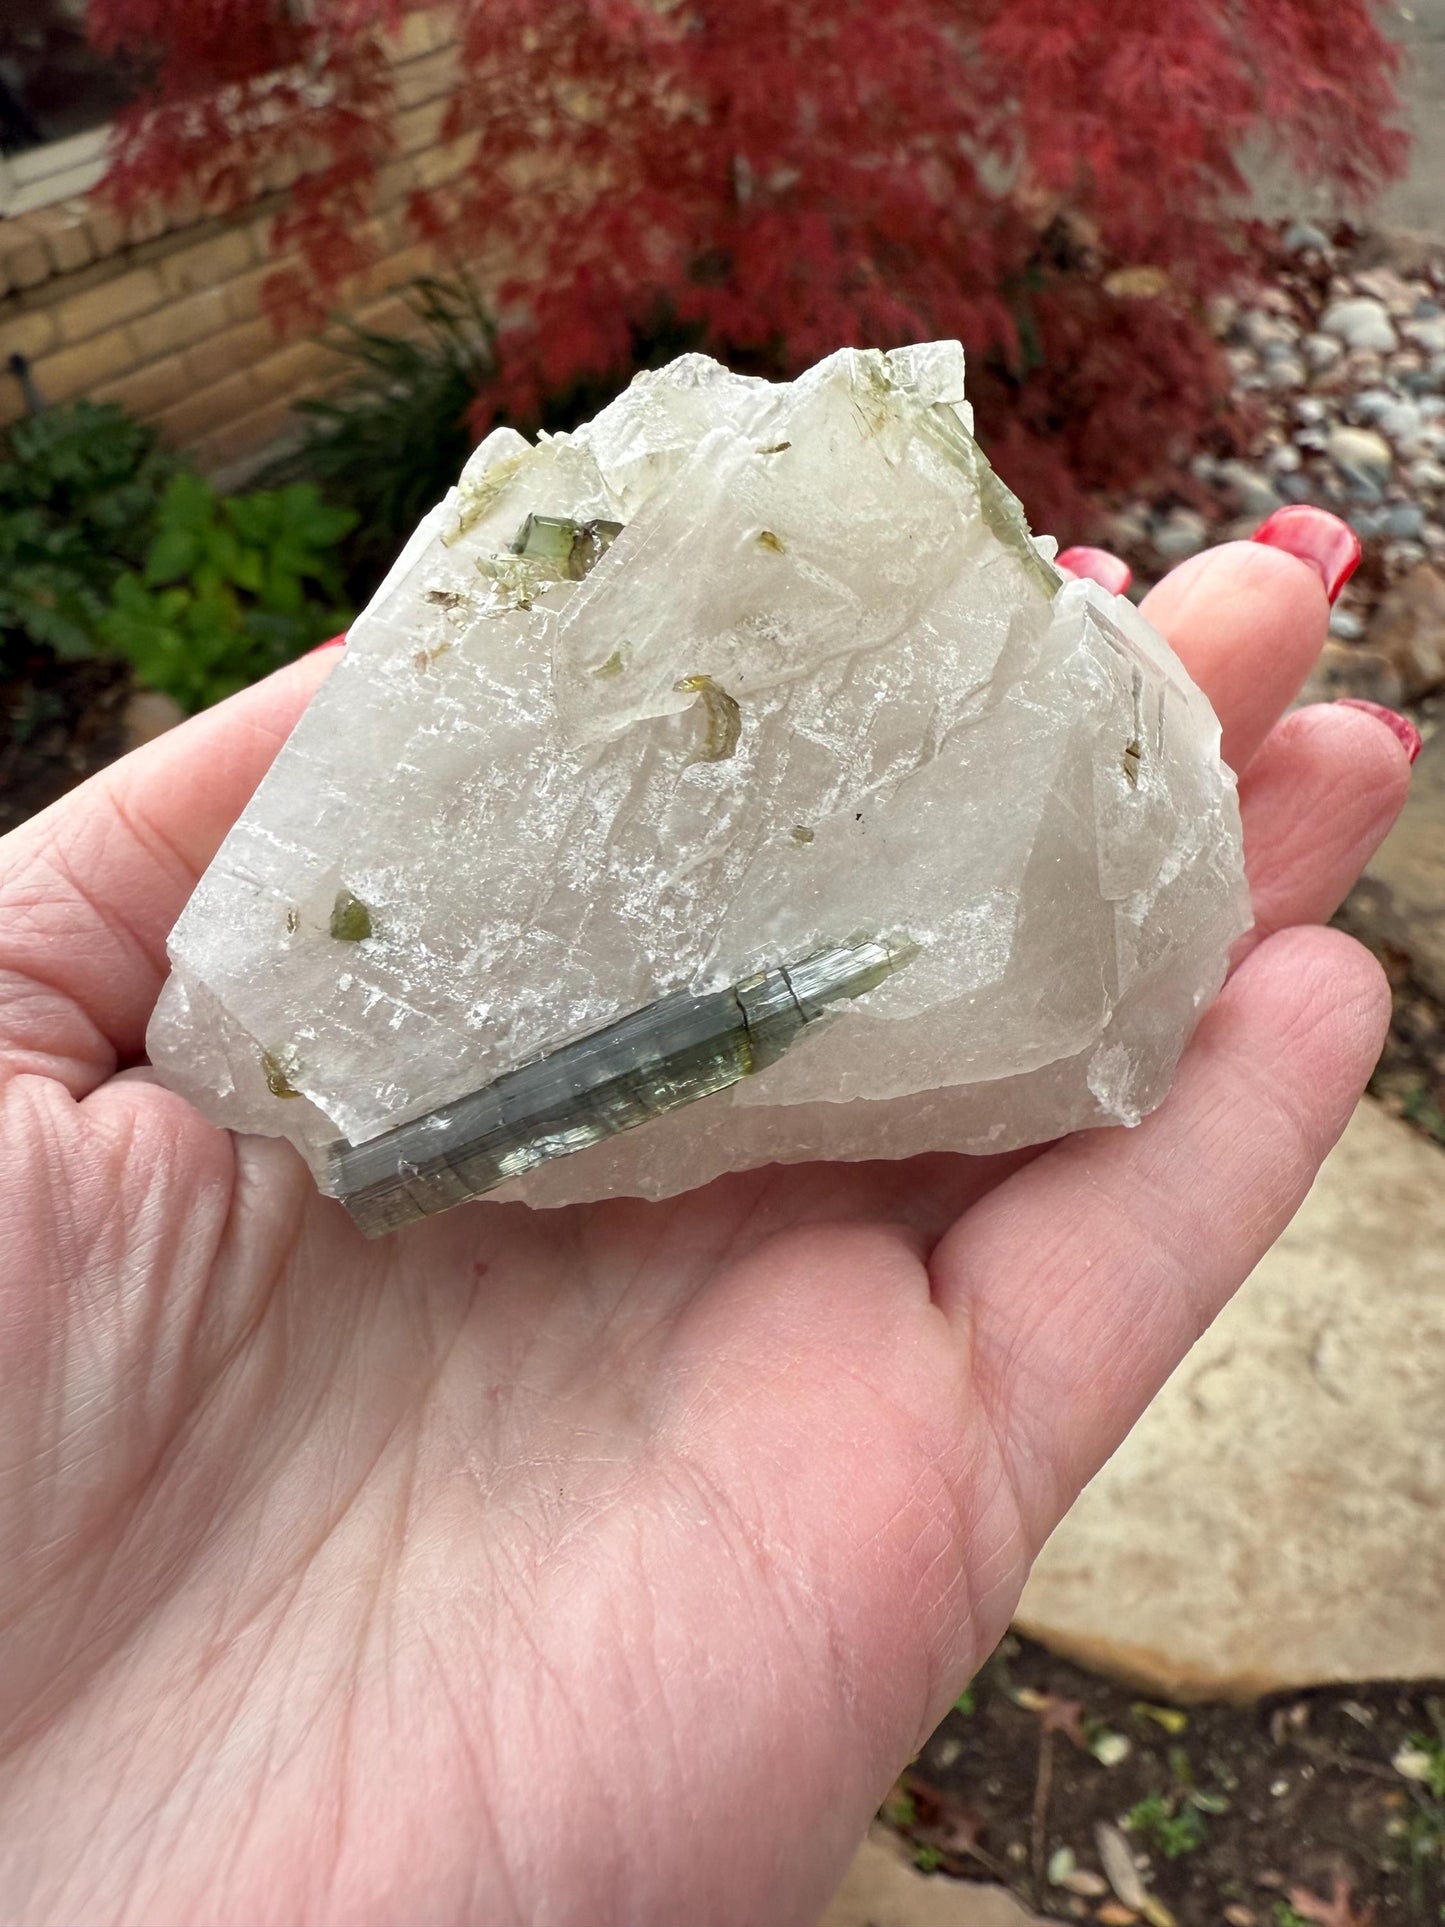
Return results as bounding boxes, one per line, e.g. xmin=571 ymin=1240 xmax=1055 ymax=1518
xmin=266 ymin=278 xmax=496 ymax=595
xmin=99 ymin=474 xmax=357 ymax=711
xmin=0 ymin=401 xmax=178 ymax=675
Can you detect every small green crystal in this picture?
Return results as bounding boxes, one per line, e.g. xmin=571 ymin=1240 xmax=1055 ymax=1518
xmin=330 ymin=890 xmax=373 ymax=941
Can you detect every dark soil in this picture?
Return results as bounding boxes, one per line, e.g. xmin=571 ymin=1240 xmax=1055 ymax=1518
xmin=884 ymin=1633 xmax=1445 ymax=1926
xmin=0 ymin=652 xmax=133 ymax=837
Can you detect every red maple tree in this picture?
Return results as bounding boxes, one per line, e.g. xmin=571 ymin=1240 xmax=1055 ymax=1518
xmin=89 ymin=0 xmax=1408 ymax=530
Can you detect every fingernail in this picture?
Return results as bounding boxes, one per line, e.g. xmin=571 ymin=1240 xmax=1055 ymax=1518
xmin=307 ymin=634 xmax=347 ymax=656
xmin=1251 ymin=507 xmax=1361 ymax=603
xmin=1057 ymin=546 xmax=1133 ymax=595
xmin=1336 ymin=698 xmax=1423 ymax=764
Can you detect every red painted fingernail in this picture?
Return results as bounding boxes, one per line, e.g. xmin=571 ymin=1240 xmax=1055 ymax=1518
xmin=1251 ymin=507 xmax=1361 ymax=604
xmin=308 ymin=633 xmax=347 ymax=656
xmin=1057 ymin=546 xmax=1133 ymax=595
xmin=1336 ymin=698 xmax=1423 ymax=764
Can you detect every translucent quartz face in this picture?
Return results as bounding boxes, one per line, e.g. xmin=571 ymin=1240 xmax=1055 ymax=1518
xmin=147 ymin=342 xmax=1249 ymax=1210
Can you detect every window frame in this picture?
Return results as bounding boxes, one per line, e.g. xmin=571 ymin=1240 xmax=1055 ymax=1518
xmin=0 ymin=122 xmax=110 ymax=216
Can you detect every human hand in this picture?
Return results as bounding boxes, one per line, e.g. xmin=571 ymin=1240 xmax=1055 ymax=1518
xmin=0 ymin=517 xmax=1413 ymax=1925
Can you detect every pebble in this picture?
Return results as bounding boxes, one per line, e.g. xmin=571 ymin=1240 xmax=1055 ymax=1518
xmin=1264 ymin=355 xmax=1306 ymax=390
xmin=1151 ymin=506 xmax=1209 ymax=560
xmin=1354 ymin=267 xmax=1416 ymax=307
xmin=1330 ymin=608 xmax=1365 ymax=641
xmin=1294 ymin=396 xmax=1328 ymax=425
xmin=1299 ymin=641 xmax=1405 ymax=709
xmin=1382 ymin=502 xmax=1426 ymax=540
xmin=1304 ymin=332 xmax=1344 ymax=372
xmin=1411 ymin=312 xmax=1445 ymax=353
xmin=1410 ymin=458 xmax=1445 ymax=492
xmin=1276 ymin=472 xmax=1316 ymax=504
xmin=1267 ymin=442 xmax=1303 ymax=475
xmin=1060 ymin=1870 xmax=1109 ymax=1899
xmin=1321 ymin=297 xmax=1399 ymax=354
xmin=1239 ymin=309 xmax=1296 ymax=353
xmin=1401 ymin=368 xmax=1442 ymax=397
xmin=1328 ymin=424 xmax=1394 ymax=488
xmin=1216 ymin=460 xmax=1283 ymax=519
xmin=1366 ymin=561 xmax=1445 ymax=697
xmin=1284 ymin=221 xmax=1331 ymax=255
xmin=1377 ymin=400 xmax=1426 ymax=448
xmin=121 ymin=689 xmax=186 ymax=751
xmin=1351 ymin=387 xmax=1397 ymax=423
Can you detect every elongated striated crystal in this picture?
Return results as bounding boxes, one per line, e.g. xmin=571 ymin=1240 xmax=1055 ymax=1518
xmin=146 ymin=342 xmax=1249 ymax=1218
xmin=331 ymin=933 xmax=914 ymax=1235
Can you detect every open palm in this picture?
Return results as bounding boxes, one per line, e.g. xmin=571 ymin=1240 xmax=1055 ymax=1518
xmin=0 ymin=536 xmax=1411 ymax=1926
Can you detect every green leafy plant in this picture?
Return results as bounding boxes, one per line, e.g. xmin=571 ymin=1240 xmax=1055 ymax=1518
xmin=0 ymin=401 xmax=178 ymax=674
xmin=1272 ymin=1906 xmax=1312 ymax=1927
xmin=1123 ymin=1791 xmax=1208 ymax=1860
xmin=99 ymin=474 xmax=356 ymax=711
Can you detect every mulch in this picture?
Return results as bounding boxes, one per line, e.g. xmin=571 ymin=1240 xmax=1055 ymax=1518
xmin=885 ymin=1633 xmax=1445 ymax=1926
xmin=0 ymin=652 xmax=132 ymax=837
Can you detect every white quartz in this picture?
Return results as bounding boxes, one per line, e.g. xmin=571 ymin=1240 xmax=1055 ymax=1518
xmin=147 ymin=342 xmax=1249 ymax=1207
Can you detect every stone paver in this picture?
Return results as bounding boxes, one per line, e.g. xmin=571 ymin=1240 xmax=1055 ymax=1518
xmin=820 ymin=1830 xmax=1051 ymax=1927
xmin=1015 ymin=1098 xmax=1445 ymax=1699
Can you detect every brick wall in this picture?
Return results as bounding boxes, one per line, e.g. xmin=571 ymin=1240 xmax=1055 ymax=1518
xmin=0 ymin=10 xmax=471 ymax=481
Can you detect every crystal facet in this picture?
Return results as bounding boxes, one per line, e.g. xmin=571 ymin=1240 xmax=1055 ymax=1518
xmin=147 ymin=342 xmax=1250 ymax=1216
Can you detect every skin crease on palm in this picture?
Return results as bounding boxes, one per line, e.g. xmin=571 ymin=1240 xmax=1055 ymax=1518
xmin=0 ymin=538 xmax=1415 ymax=1927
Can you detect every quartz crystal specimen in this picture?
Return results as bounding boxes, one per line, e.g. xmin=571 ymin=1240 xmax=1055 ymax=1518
xmin=147 ymin=342 xmax=1250 ymax=1225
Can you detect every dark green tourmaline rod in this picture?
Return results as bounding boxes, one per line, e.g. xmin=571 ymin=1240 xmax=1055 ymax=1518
xmin=330 ymin=933 xmax=916 ymax=1237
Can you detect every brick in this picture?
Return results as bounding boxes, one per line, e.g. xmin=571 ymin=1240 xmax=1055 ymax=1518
xmin=187 ymin=395 xmax=296 ymax=474
xmin=25 ymin=206 xmax=96 ymax=275
xmin=155 ymin=367 xmax=261 ymax=445
xmin=84 ymin=206 xmax=131 ymax=262
xmin=390 ymin=6 xmax=450 ymax=59
xmin=91 ymin=358 xmax=189 ymax=421
xmin=158 ymin=225 xmax=257 ymax=300
xmin=224 ymin=259 xmax=296 ymax=323
xmin=58 ymin=265 xmax=166 ymax=343
xmin=373 ymin=157 xmax=419 ymax=210
xmin=395 ymin=45 xmax=458 ymax=110
xmin=126 ymin=285 xmax=230 ymax=357
xmin=352 ymin=290 xmax=424 ymax=336
xmin=2 ymin=234 xmax=51 ymax=291
xmin=396 ymin=98 xmax=448 ymax=155
xmin=29 ymin=329 xmax=134 ymax=404
xmin=124 ymin=200 xmax=170 ymax=245
xmin=413 ymin=137 xmax=474 ymax=191
xmin=249 ymin=338 xmax=339 ymax=397
xmin=359 ymin=240 xmax=442 ymax=301
xmin=182 ymin=315 xmax=275 ymax=389
xmin=0 ymin=306 xmax=60 ymax=363
xmin=261 ymin=151 xmax=303 ymax=195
